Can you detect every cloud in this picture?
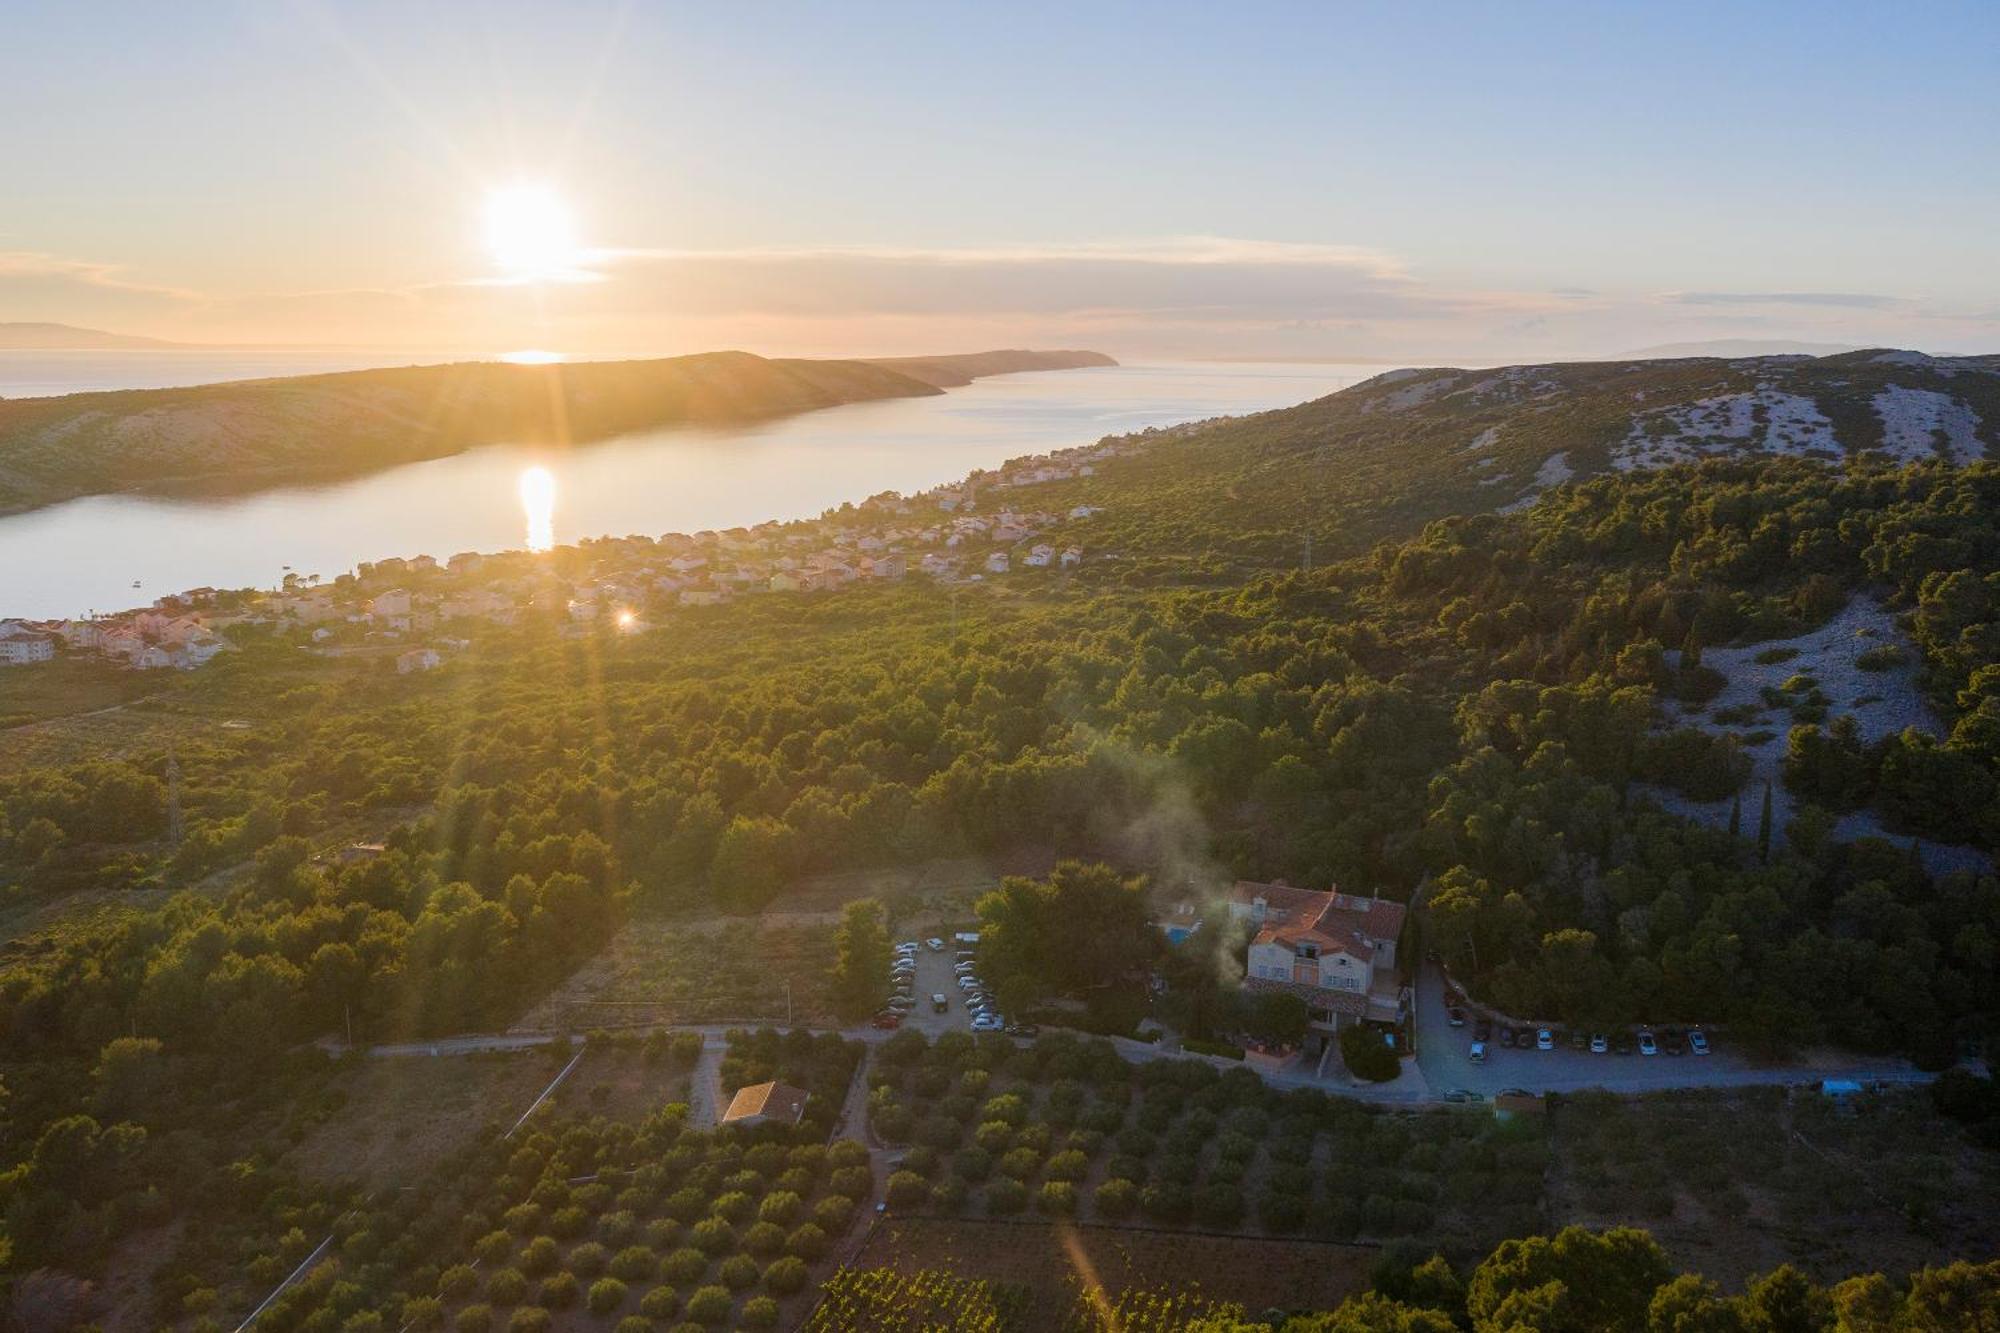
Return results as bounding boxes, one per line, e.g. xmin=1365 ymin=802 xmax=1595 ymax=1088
xmin=1665 ymin=290 xmax=1907 ymax=310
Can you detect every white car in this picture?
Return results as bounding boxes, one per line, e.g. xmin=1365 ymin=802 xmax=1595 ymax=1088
xmin=896 ymin=940 xmax=919 ymax=953
xmin=953 ymin=960 xmax=976 ymax=973
xmin=926 ymin=937 xmax=946 ymax=951
xmin=957 ymin=976 xmax=980 ymax=990
xmin=971 ymin=1014 xmax=1004 ymax=1031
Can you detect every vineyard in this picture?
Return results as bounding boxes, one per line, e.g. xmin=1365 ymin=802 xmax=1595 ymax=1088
xmin=803 ymin=1266 xmax=1265 ymax=1333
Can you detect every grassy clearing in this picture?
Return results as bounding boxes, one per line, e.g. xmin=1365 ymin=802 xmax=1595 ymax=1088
xmin=285 ymin=1050 xmax=564 ymax=1191
xmin=520 ymin=915 xmax=844 ymax=1030
xmin=0 ymin=657 xmax=163 ymax=727
xmin=1548 ymin=1086 xmax=2000 ymax=1287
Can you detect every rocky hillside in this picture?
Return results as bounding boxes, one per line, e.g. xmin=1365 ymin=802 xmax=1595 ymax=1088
xmin=0 ymin=347 xmax=1114 ymax=514
xmin=1065 ymin=349 xmax=2000 ymax=570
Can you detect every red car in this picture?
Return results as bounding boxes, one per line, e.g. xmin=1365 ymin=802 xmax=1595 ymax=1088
xmin=870 ymin=1011 xmax=903 ymax=1030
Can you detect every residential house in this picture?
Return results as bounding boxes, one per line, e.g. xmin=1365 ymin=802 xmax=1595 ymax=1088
xmin=720 ymin=1081 xmax=809 ymax=1129
xmin=1230 ymin=880 xmax=1408 ymax=1044
xmin=397 ymin=648 xmax=443 ymax=673
xmin=1060 ymin=547 xmax=1083 ymax=568
xmin=370 ymin=589 xmax=413 ymax=619
xmin=984 ymin=551 xmax=1010 ymax=575
xmin=1023 ymin=544 xmax=1055 ymax=568
xmin=0 ymin=629 xmax=55 ymax=665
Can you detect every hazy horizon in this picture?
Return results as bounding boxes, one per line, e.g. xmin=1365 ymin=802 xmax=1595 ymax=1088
xmin=6 ymin=2 xmax=1998 ymax=363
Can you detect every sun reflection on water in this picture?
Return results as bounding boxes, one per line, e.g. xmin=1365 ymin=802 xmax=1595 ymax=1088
xmin=518 ymin=465 xmax=556 ymax=552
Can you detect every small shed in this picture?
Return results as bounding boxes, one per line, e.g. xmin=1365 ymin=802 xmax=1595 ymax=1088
xmin=720 ymin=1081 xmax=810 ymax=1129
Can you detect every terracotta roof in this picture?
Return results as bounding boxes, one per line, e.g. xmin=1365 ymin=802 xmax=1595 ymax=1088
xmin=720 ymin=1080 xmax=810 ymax=1125
xmin=1235 ymin=881 xmax=1408 ymax=960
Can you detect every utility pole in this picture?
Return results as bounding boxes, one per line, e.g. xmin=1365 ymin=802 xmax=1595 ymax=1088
xmin=784 ymin=981 xmax=794 ymax=1028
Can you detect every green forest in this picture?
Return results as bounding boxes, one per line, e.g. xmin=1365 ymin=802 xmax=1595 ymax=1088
xmin=5 ymin=358 xmax=2000 ymax=1325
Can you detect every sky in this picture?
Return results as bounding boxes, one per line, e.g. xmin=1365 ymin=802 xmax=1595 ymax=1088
xmin=4 ymin=0 xmax=1999 ymax=362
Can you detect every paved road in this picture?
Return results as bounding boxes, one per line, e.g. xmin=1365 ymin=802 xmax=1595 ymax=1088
xmin=346 ymin=970 xmax=1944 ymax=1106
xmin=1410 ymin=960 xmax=1929 ymax=1098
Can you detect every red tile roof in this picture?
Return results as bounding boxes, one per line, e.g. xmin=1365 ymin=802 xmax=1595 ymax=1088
xmin=1232 ymin=881 xmax=1408 ymax=960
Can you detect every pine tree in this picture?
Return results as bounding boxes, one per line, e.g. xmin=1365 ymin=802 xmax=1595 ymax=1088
xmin=1680 ymin=626 xmax=1703 ymax=671
xmin=1728 ymin=792 xmax=1742 ymax=839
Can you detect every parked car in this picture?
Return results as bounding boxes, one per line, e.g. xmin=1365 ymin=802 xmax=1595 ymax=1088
xmin=1590 ymin=1032 xmax=1608 ymax=1054
xmin=971 ymin=1014 xmax=1004 ymax=1032
xmin=1614 ymin=1032 xmax=1635 ymax=1055
xmin=1474 ymin=1020 xmax=1493 ymax=1042
xmin=1447 ymin=1006 xmax=1468 ymax=1027
xmin=931 ymin=993 xmax=949 ymax=1014
xmin=897 ymin=940 xmax=919 ymax=952
xmin=954 ymin=960 xmax=977 ymax=973
xmin=1638 ymin=1029 xmax=1659 ymax=1056
xmin=926 ymin=937 xmax=946 ymax=951
xmin=1499 ymin=1027 xmax=1518 ymax=1049
xmin=1535 ymin=1028 xmax=1554 ymax=1051
xmin=1469 ymin=1040 xmax=1487 ymax=1063
xmin=1662 ymin=1027 xmax=1687 ymax=1055
xmin=887 ymin=996 xmax=915 ymax=1011
xmin=1689 ymin=1029 xmax=1710 ymax=1055
xmin=957 ymin=976 xmax=980 ymax=990
xmin=1568 ymin=1029 xmax=1589 ymax=1051
xmin=1442 ymin=1088 xmax=1485 ymax=1103
xmin=871 ymin=1011 xmax=902 ymax=1029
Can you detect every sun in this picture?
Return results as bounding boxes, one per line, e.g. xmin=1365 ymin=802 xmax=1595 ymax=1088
xmin=483 ymin=182 xmax=581 ymax=279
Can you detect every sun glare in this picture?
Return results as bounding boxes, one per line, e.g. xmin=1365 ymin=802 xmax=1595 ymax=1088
xmin=518 ymin=465 xmax=556 ymax=552
xmin=484 ymin=182 xmax=581 ymax=279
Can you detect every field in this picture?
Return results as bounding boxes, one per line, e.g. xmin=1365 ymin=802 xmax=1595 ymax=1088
xmin=287 ymin=1051 xmax=555 ymax=1190
xmin=839 ymin=1216 xmax=1377 ymax=1328
xmin=518 ymin=914 xmax=845 ymax=1031
xmin=1548 ymin=1085 xmax=2000 ymax=1287
xmin=0 ymin=656 xmax=164 ymax=727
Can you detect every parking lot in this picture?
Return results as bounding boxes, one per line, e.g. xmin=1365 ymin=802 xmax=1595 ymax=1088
xmin=887 ymin=935 xmax=992 ymax=1038
xmin=1411 ymin=960 xmax=1923 ymax=1097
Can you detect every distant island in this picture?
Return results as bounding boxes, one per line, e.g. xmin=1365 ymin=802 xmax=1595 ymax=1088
xmin=0 ymin=347 xmax=1115 ymax=516
xmin=0 ymin=320 xmax=184 ymax=350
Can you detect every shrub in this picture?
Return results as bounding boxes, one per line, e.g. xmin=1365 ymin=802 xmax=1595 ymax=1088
xmin=829 ymin=1165 xmax=872 ymax=1199
xmin=662 ymin=1247 xmax=709 ymax=1285
xmin=518 ymin=1237 xmax=559 ymax=1275
xmin=454 ymin=1308 xmax=492 ymax=1333
xmin=1856 ymin=644 xmax=1908 ymax=671
xmin=473 ymin=1230 xmax=514 ymax=1265
xmin=985 ymin=1177 xmax=1028 ymax=1215
xmin=755 ymin=1190 xmax=801 ymax=1226
xmin=538 ymin=1271 xmax=579 ymax=1309
xmin=587 ymin=1278 xmax=629 ymax=1315
xmin=616 ymin=1319 xmax=652 ymax=1333
xmin=785 ymin=1223 xmax=829 ymax=1261
xmin=439 ymin=1266 xmax=479 ymax=1299
xmin=610 ymin=1245 xmax=658 ymax=1282
xmin=740 ymin=1295 xmax=781 ymax=1327
xmin=1044 ymin=1149 xmax=1089 ymax=1181
xmin=999 ymin=1147 xmax=1041 ymax=1180
xmin=719 ymin=1254 xmax=759 ymax=1290
xmin=812 ymin=1195 xmax=855 ymax=1230
xmin=1094 ymin=1178 xmax=1138 ymax=1219
xmin=1195 ymin=1183 xmax=1245 ymax=1228
xmin=503 ymin=1203 xmax=543 ymax=1236
xmin=1038 ymin=1181 xmax=1078 ymax=1215
xmin=639 ymin=1285 xmax=681 ymax=1319
xmin=507 ymin=1311 xmax=550 ymax=1333
xmin=643 ymin=1218 xmax=681 ymax=1250
xmin=690 ymin=1217 xmax=735 ymax=1256
xmin=685 ymin=1285 xmax=733 ymax=1325
xmin=953 ymin=1146 xmax=993 ymax=1181
xmin=549 ymin=1206 xmax=589 ymax=1239
xmin=743 ymin=1220 xmax=786 ymax=1256
xmin=568 ymin=1241 xmax=609 ymax=1277
xmin=1754 ymin=646 xmax=1799 ymax=665
xmin=764 ymin=1256 xmax=809 ymax=1294
xmin=709 ymin=1191 xmax=754 ymax=1225
xmin=597 ymin=1209 xmax=637 ymax=1245
xmin=402 ymin=1297 xmax=444 ymax=1330
xmin=485 ymin=1268 xmax=527 ymax=1304
xmin=1340 ymin=1026 xmax=1400 ymax=1083
xmin=886 ymin=1170 xmax=930 ymax=1207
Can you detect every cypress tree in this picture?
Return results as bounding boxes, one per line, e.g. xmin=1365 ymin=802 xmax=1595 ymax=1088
xmin=1757 ymin=781 xmax=1774 ymax=861
xmin=1728 ymin=792 xmax=1742 ymax=839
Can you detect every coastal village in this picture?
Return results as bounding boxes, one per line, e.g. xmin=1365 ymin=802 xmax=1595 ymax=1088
xmin=0 ymin=431 xmax=1152 ymax=675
